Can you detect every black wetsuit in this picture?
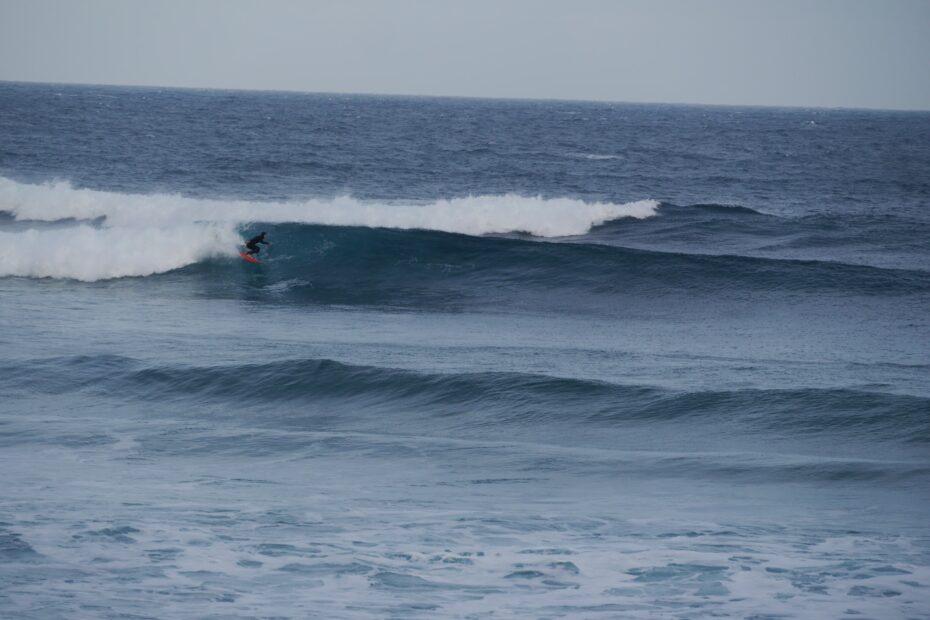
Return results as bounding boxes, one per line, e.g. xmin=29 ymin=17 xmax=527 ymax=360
xmin=245 ymin=234 xmax=268 ymax=255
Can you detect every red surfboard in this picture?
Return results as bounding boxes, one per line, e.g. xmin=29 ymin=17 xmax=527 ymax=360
xmin=239 ymin=251 xmax=260 ymax=264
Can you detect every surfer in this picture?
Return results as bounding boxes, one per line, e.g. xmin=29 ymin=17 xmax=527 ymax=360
xmin=245 ymin=232 xmax=269 ymax=256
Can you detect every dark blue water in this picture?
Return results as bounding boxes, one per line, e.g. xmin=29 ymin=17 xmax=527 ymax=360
xmin=1 ymin=81 xmax=929 ymax=619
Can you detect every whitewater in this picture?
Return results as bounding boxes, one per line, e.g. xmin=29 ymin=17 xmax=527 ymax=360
xmin=1 ymin=82 xmax=929 ymax=619
xmin=0 ymin=177 xmax=657 ymax=280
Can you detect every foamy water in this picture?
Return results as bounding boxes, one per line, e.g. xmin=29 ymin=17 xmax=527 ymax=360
xmin=1 ymin=177 xmax=657 ymax=280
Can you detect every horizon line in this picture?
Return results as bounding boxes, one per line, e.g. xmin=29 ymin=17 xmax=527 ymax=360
xmin=3 ymin=78 xmax=929 ymax=115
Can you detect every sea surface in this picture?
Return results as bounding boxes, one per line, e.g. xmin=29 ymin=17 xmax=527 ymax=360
xmin=1 ymin=81 xmax=929 ymax=619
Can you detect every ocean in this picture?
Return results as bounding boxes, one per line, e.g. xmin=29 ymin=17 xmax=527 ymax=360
xmin=1 ymin=81 xmax=928 ymax=619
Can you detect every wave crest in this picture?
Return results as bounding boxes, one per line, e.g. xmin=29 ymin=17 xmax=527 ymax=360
xmin=0 ymin=177 xmax=657 ymax=236
xmin=0 ymin=176 xmax=657 ymax=281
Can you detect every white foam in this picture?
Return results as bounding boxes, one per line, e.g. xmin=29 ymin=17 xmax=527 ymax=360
xmin=0 ymin=177 xmax=658 ymax=235
xmin=0 ymin=224 xmax=238 ymax=281
xmin=572 ymin=153 xmax=621 ymax=160
xmin=0 ymin=177 xmax=658 ymax=280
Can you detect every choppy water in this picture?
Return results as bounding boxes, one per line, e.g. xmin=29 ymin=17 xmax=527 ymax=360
xmin=1 ymin=81 xmax=929 ymax=619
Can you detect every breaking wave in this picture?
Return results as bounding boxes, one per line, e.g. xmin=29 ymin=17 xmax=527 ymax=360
xmin=0 ymin=176 xmax=657 ymax=281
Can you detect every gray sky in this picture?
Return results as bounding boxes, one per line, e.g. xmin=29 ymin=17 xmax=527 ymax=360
xmin=2 ymin=0 xmax=929 ymax=110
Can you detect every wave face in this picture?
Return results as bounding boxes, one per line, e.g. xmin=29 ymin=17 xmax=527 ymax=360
xmin=191 ymin=223 xmax=929 ymax=312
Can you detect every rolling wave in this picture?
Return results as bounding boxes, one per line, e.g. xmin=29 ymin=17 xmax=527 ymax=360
xmin=5 ymin=355 xmax=928 ymax=445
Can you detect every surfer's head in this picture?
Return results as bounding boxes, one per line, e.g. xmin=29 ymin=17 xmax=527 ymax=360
xmin=260 ymin=232 xmax=267 ymax=238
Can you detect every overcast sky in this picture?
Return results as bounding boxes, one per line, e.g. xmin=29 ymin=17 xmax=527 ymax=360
xmin=1 ymin=0 xmax=928 ymax=110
